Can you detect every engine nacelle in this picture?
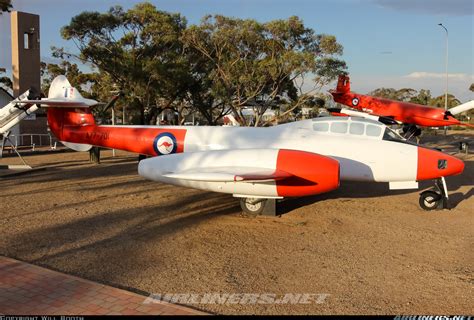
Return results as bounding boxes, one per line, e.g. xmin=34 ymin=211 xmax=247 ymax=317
xmin=275 ymin=149 xmax=340 ymax=197
xmin=138 ymin=149 xmax=340 ymax=198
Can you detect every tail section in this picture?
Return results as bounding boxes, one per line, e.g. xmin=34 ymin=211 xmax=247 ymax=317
xmin=335 ymin=74 xmax=350 ymax=93
xmin=46 ymin=76 xmax=97 ymax=151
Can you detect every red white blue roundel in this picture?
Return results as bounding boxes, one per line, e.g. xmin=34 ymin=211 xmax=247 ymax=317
xmin=154 ymin=132 xmax=177 ymax=155
xmin=352 ymin=97 xmax=359 ymax=106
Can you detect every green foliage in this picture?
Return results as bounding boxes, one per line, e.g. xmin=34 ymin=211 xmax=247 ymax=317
xmin=57 ymin=3 xmax=188 ymax=125
xmin=41 ymin=61 xmax=93 ymax=94
xmin=368 ymin=87 xmax=464 ymax=112
xmin=0 ymin=69 xmax=12 ymax=90
xmin=368 ymin=87 xmax=425 ymax=103
xmin=429 ymin=94 xmax=461 ymax=109
xmin=0 ymin=0 xmax=12 ymax=13
xmin=183 ymin=15 xmax=346 ymax=125
xmin=409 ymin=89 xmax=431 ymax=105
xmin=56 ymin=3 xmax=347 ymax=126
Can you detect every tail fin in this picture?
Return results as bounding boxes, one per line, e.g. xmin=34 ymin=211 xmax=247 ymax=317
xmin=47 ymin=75 xmax=99 ymax=107
xmin=335 ymin=75 xmax=350 ymax=93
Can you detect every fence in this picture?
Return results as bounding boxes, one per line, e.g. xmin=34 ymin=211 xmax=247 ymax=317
xmin=5 ymin=133 xmax=59 ymax=150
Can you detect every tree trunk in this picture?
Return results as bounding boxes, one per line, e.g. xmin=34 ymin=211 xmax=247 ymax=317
xmin=89 ymin=147 xmax=101 ymax=164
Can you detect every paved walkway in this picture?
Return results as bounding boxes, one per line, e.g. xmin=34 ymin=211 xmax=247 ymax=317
xmin=0 ymin=256 xmax=208 ymax=315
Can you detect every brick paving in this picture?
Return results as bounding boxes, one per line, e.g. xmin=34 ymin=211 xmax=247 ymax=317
xmin=0 ymin=256 xmax=208 ymax=315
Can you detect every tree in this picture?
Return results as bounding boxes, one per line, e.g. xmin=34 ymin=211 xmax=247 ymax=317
xmin=470 ymin=83 xmax=474 ymax=92
xmin=368 ymin=87 xmax=434 ymax=106
xmin=429 ymin=94 xmax=461 ymax=109
xmin=368 ymin=88 xmax=421 ymax=102
xmin=41 ymin=61 xmax=93 ymax=94
xmin=409 ymin=89 xmax=432 ymax=105
xmin=181 ymin=47 xmax=229 ymax=125
xmin=0 ymin=0 xmax=12 ymax=13
xmin=368 ymin=88 xmax=399 ymax=100
xmin=57 ymin=3 xmax=189 ymax=125
xmin=182 ymin=15 xmax=346 ymax=126
xmin=0 ymin=69 xmax=12 ymax=90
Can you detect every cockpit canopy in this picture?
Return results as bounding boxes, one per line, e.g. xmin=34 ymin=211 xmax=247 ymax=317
xmin=311 ymin=117 xmax=407 ymax=143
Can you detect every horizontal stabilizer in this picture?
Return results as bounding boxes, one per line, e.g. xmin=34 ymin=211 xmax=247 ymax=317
xmin=448 ymin=100 xmax=474 ymax=116
xmin=14 ymin=99 xmax=98 ymax=107
xmin=61 ymin=141 xmax=93 ymax=152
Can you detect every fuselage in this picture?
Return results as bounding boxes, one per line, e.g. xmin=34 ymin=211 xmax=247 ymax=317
xmin=47 ymin=107 xmax=464 ymax=187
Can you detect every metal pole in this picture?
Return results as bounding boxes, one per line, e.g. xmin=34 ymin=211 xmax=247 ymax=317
xmin=112 ymin=107 xmax=116 ymax=157
xmin=438 ymin=23 xmax=448 ymax=136
xmin=122 ymin=105 xmax=126 ymax=125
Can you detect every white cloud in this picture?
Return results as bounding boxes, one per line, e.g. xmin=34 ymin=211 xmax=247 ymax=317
xmin=405 ymin=72 xmax=474 ymax=81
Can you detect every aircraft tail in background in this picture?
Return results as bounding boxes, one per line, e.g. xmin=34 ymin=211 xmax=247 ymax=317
xmin=335 ymin=74 xmax=350 ymax=93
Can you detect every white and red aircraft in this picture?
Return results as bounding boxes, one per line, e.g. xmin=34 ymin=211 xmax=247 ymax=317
xmin=329 ymin=75 xmax=474 ymax=138
xmin=18 ymin=76 xmax=466 ymax=213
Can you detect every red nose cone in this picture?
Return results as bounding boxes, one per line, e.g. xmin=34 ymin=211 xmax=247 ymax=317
xmin=417 ymin=147 xmax=465 ymax=181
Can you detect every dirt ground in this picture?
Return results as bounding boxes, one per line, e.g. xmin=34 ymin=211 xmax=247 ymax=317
xmin=0 ymin=132 xmax=473 ymax=315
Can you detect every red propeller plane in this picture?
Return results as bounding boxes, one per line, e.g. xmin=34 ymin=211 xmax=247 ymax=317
xmin=329 ymin=75 xmax=474 ymax=135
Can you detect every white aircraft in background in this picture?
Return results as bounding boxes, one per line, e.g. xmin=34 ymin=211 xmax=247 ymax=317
xmin=9 ymin=76 xmax=467 ymax=213
xmin=0 ymin=88 xmax=40 ymax=136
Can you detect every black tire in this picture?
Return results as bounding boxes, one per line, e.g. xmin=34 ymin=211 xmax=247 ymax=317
xmin=240 ymin=198 xmax=266 ymax=215
xmin=419 ymin=190 xmax=442 ymax=211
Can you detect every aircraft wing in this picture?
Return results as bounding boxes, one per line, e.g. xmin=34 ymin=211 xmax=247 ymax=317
xmin=163 ymin=167 xmax=292 ymax=182
xmin=448 ymin=100 xmax=474 ymax=116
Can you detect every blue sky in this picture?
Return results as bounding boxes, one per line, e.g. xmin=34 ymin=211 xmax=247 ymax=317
xmin=1 ymin=0 xmax=473 ymax=101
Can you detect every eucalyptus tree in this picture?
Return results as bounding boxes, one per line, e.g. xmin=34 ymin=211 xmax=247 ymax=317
xmin=57 ymin=3 xmax=189 ymax=125
xmin=183 ymin=15 xmax=347 ymax=126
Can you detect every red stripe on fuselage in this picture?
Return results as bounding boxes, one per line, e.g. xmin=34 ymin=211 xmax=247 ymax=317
xmin=63 ymin=125 xmax=186 ymax=156
xmin=47 ymin=108 xmax=186 ymax=156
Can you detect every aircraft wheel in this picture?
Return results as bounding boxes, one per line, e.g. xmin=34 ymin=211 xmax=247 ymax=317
xmin=240 ymin=198 xmax=266 ymax=215
xmin=419 ymin=190 xmax=442 ymax=211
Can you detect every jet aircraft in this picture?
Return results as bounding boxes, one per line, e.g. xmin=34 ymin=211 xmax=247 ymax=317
xmin=13 ymin=76 xmax=466 ymax=214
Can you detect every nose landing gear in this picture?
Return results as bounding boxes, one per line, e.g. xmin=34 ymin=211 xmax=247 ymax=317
xmin=419 ymin=177 xmax=449 ymax=211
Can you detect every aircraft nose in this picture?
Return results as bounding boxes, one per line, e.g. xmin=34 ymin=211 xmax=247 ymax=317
xmin=417 ymin=147 xmax=464 ymax=181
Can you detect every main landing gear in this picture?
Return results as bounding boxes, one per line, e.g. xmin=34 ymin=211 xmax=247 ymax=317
xmin=239 ymin=198 xmax=277 ymax=216
xmin=402 ymin=124 xmax=422 ymax=142
xmin=419 ymin=177 xmax=449 ymax=211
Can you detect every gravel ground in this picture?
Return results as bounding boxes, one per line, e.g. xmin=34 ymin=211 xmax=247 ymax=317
xmin=0 ymin=132 xmax=473 ymax=315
